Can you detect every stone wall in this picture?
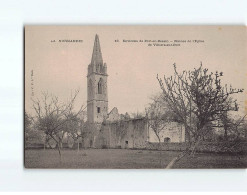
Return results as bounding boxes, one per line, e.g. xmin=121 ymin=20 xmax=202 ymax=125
xmin=148 ymin=122 xmax=185 ymax=143
xmin=94 ymin=118 xmax=185 ymax=149
xmin=95 ymin=118 xmax=148 ymax=149
xmin=107 ymin=107 xmax=120 ymax=122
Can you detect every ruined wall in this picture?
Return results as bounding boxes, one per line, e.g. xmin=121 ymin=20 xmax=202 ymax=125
xmin=107 ymin=107 xmax=120 ymax=122
xmin=95 ymin=118 xmax=148 ymax=149
xmin=82 ymin=123 xmax=102 ymax=148
xmin=149 ymin=122 xmax=185 ymax=143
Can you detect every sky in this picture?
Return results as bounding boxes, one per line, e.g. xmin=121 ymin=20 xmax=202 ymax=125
xmin=25 ymin=25 xmax=247 ymax=116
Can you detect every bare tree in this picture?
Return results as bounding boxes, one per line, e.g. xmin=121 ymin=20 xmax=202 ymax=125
xmin=145 ymin=95 xmax=168 ymax=167
xmin=218 ymin=112 xmax=246 ymax=141
xmin=66 ymin=112 xmax=87 ymax=152
xmin=131 ymin=111 xmax=145 ymax=119
xmin=32 ymin=90 xmax=84 ymax=161
xmin=228 ymin=115 xmax=246 ymax=141
xmin=25 ymin=111 xmax=45 ymax=148
xmin=157 ymin=63 xmax=244 ymax=168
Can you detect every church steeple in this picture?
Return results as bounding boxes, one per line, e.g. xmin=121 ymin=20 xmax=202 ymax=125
xmin=88 ymin=34 xmax=107 ymax=76
xmin=91 ymin=34 xmax=103 ymax=66
xmin=87 ymin=34 xmax=108 ymax=123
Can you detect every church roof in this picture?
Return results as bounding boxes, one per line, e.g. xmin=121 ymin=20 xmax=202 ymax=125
xmin=91 ymin=34 xmax=103 ymax=66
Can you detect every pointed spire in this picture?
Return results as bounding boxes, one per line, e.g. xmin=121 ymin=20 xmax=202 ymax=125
xmin=91 ymin=34 xmax=103 ymax=66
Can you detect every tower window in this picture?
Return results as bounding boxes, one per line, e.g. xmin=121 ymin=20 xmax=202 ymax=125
xmin=88 ymin=79 xmax=93 ymax=98
xmin=98 ymin=78 xmax=103 ymax=94
xmin=97 ymin=107 xmax=101 ymax=113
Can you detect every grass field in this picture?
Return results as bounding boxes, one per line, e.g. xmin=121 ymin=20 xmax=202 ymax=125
xmin=24 ymin=148 xmax=247 ymax=169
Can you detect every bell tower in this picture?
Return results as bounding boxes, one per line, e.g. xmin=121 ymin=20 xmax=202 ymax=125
xmin=87 ymin=34 xmax=108 ymax=123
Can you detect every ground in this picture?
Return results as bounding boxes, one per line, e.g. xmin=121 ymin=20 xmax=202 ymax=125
xmin=25 ymin=149 xmax=247 ymax=169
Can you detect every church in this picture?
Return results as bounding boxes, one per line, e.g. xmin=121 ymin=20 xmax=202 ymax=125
xmin=84 ymin=34 xmax=185 ymax=149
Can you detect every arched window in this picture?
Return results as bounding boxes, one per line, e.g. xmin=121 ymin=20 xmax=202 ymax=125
xmin=88 ymin=79 xmax=93 ymax=98
xmin=96 ymin=64 xmax=99 ymax=72
xmin=98 ymin=78 xmax=103 ymax=94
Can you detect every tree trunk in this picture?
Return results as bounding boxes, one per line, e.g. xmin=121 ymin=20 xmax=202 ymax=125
xmin=77 ymin=140 xmax=79 ymax=153
xmin=191 ymin=140 xmax=200 ymax=157
xmin=57 ymin=142 xmax=62 ymax=162
xmin=185 ymin=128 xmax=191 ymax=143
xmin=60 ymin=142 xmax=63 ymax=149
xmin=165 ymin=150 xmax=189 ymax=169
xmin=165 ymin=139 xmax=200 ymax=169
xmin=49 ymin=134 xmax=62 ymax=162
xmin=158 ymin=139 xmax=162 ymax=168
xmin=224 ymin=126 xmax=228 ymax=140
xmin=43 ymin=135 xmax=46 ymax=150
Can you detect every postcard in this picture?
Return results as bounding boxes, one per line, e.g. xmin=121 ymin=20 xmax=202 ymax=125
xmin=25 ymin=26 xmax=247 ymax=168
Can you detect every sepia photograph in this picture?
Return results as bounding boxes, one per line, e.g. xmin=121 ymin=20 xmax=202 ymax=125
xmin=24 ymin=25 xmax=247 ymax=169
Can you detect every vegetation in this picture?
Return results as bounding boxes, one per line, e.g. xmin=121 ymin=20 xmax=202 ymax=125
xmin=145 ymin=94 xmax=173 ymax=167
xmin=31 ymin=90 xmax=85 ymax=161
xmin=25 ymin=149 xmax=247 ymax=169
xmin=157 ymin=63 xmax=245 ymax=168
xmin=25 ymin=63 xmax=246 ymax=169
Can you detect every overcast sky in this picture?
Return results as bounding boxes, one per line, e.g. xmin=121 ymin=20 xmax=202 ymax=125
xmin=25 ymin=26 xmax=247 ymax=116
